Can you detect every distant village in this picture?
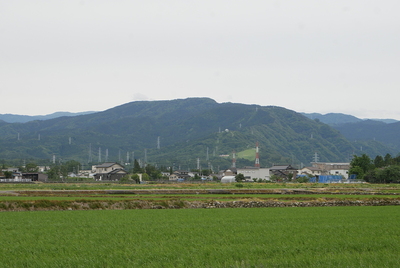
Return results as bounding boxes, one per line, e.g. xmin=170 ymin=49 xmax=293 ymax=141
xmin=0 ymin=161 xmax=352 ymax=184
xmin=0 ymin=144 xmax=353 ymax=184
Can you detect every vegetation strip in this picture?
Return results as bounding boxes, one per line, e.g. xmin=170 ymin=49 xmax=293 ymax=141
xmin=1 ymin=198 xmax=400 ymax=211
xmin=7 ymin=188 xmax=400 ymax=195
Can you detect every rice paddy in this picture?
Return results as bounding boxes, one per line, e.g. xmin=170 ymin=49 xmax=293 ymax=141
xmin=1 ymin=206 xmax=399 ymax=267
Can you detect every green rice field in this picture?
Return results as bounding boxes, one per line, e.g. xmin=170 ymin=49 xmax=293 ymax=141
xmin=1 ymin=206 xmax=400 ymax=267
xmin=1 ymin=182 xmax=400 ymax=191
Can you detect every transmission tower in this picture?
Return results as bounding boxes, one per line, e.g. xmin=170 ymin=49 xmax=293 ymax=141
xmin=255 ymin=142 xmax=260 ymax=168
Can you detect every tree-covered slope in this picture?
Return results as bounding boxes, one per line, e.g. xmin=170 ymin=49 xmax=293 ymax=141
xmin=302 ymin=112 xmax=363 ymax=126
xmin=333 ymin=120 xmax=400 ymax=151
xmin=0 ymin=98 xmax=395 ymax=168
xmin=132 ymin=104 xmax=394 ymax=169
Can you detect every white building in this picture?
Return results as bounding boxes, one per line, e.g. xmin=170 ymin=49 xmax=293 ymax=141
xmin=236 ymin=167 xmax=270 ymax=181
xmin=310 ymin=162 xmax=350 ymax=179
xmin=221 ymin=176 xmax=236 ymax=183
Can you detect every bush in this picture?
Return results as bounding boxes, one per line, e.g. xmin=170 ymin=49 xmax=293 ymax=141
xmin=131 ymin=174 xmax=141 ymax=184
xmin=119 ymin=175 xmax=132 ymax=183
xmin=296 ymin=176 xmax=310 ymax=183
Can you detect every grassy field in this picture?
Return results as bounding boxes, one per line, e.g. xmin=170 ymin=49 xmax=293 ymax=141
xmin=1 ymin=182 xmax=400 ymax=191
xmin=1 ymin=206 xmax=399 ymax=267
xmin=237 ymin=148 xmax=256 ymax=160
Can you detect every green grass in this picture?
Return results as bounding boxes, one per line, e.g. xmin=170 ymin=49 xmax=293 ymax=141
xmin=2 ymin=182 xmax=400 ymax=191
xmin=237 ymin=148 xmax=256 ymax=161
xmin=1 ymin=206 xmax=399 ymax=267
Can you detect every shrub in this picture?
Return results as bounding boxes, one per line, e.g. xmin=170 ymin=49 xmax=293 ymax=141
xmin=34 ymin=200 xmax=54 ymax=208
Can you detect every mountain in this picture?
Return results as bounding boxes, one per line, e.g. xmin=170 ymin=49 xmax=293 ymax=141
xmin=302 ymin=113 xmax=362 ymax=126
xmin=301 ymin=113 xmax=400 ymax=152
xmin=333 ymin=120 xmax=400 ymax=151
xmin=0 ymin=111 xmax=96 ymax=123
xmin=302 ymin=112 xmax=398 ymax=126
xmin=0 ymin=98 xmax=395 ymax=169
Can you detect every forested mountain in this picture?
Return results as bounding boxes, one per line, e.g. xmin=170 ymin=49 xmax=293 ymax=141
xmin=333 ymin=120 xmax=400 ymax=151
xmin=302 ymin=113 xmax=362 ymax=125
xmin=0 ymin=111 xmax=96 ymax=123
xmin=0 ymin=98 xmax=395 ymax=170
xmin=302 ymin=112 xmax=398 ymax=126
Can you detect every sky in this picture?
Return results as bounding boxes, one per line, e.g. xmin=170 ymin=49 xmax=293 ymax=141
xmin=1 ymin=0 xmax=400 ymax=119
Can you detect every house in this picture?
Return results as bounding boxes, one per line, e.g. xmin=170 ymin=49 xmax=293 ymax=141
xmin=311 ymin=162 xmax=350 ymax=179
xmin=169 ymin=170 xmax=192 ymax=181
xmin=300 ymin=167 xmax=323 ymax=176
xmin=220 ymin=168 xmax=237 ymax=177
xmin=22 ymin=173 xmax=48 ymax=182
xmin=77 ymin=169 xmax=95 ymax=178
xmin=94 ymin=162 xmax=128 ymax=181
xmin=38 ymin=166 xmax=50 ymax=172
xmin=161 ymin=171 xmax=171 ymax=177
xmin=269 ymin=165 xmax=297 ymax=180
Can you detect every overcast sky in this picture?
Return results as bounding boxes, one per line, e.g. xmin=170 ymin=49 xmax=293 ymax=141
xmin=1 ymin=0 xmax=399 ymax=119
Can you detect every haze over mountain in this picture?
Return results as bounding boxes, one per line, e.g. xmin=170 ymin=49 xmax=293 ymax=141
xmin=302 ymin=113 xmax=399 ymax=126
xmin=302 ymin=113 xmax=400 ymax=152
xmin=333 ymin=120 xmax=400 ymax=151
xmin=0 ymin=111 xmax=96 ymax=123
xmin=0 ymin=98 xmax=396 ymax=170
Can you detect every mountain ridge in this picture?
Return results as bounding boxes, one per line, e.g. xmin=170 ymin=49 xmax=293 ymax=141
xmin=302 ymin=112 xmax=399 ymax=125
xmin=0 ymin=98 xmax=396 ymax=169
xmin=3 ymin=106 xmax=398 ymax=125
xmin=0 ymin=111 xmax=97 ymax=123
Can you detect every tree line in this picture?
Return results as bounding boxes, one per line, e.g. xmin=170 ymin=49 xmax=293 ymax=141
xmin=350 ymin=153 xmax=400 ymax=183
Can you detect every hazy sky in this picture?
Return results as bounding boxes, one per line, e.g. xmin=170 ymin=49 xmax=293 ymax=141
xmin=1 ymin=1 xmax=399 ymax=119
